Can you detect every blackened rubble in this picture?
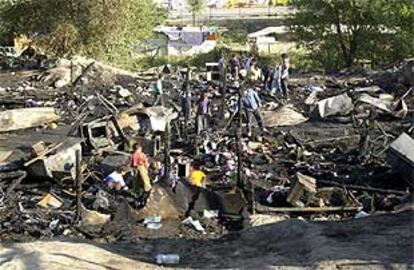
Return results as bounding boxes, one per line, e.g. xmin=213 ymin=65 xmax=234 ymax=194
xmin=0 ymin=52 xmax=413 ymax=242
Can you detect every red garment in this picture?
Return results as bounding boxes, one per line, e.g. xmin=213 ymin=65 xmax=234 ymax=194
xmin=130 ymin=152 xmax=148 ymax=168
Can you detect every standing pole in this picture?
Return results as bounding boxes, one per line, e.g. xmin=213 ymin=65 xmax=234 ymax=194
xmin=183 ymin=68 xmax=190 ymax=140
xmin=75 ymin=149 xmax=82 ymax=223
xmin=268 ymin=2 xmax=271 ymax=20
xmin=163 ymin=121 xmax=171 ymax=183
xmin=219 ymin=62 xmax=227 ymax=119
xmin=70 ymin=60 xmax=74 ymax=97
xmin=236 ymin=85 xmax=244 ymax=189
xmin=251 ymin=181 xmax=256 ymax=215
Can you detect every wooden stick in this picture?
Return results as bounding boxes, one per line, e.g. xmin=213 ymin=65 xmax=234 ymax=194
xmin=318 ymin=180 xmax=407 ymax=195
xmin=163 ymin=121 xmax=171 ymax=183
xmin=4 ymin=171 xmax=27 ymax=202
xmin=75 ymin=150 xmax=82 ymax=223
xmin=24 ymin=142 xmax=64 ymax=167
xmin=256 ymin=205 xmax=361 ymax=213
xmin=236 ymin=86 xmax=244 ymax=189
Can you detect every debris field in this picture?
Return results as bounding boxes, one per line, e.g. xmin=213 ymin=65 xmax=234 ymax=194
xmin=0 ymin=54 xmax=413 ymax=267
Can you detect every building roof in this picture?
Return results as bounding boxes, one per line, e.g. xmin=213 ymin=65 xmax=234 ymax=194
xmin=248 ymin=26 xmax=290 ymax=38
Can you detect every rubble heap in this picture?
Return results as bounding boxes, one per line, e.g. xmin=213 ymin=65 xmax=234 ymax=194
xmin=0 ymin=53 xmax=413 ymax=243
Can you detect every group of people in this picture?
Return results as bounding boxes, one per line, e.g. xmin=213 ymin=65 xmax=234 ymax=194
xmin=103 ymin=53 xmax=290 ymax=208
xmin=103 ymin=143 xmax=154 ymax=206
xmin=104 ymin=140 xmax=207 ymax=208
xmin=150 ymin=53 xmax=289 ymax=137
xmin=229 ymin=53 xmax=290 ymax=99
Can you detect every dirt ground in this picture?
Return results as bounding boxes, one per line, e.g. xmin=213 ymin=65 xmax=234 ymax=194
xmin=1 ymin=210 xmax=413 ymax=270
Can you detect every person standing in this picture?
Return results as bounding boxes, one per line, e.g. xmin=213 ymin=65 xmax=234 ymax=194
xmin=217 ymin=54 xmax=225 ymax=66
xmin=196 ymin=92 xmax=210 ymax=135
xmin=262 ymin=64 xmax=270 ymax=90
xmin=153 ymin=74 xmax=164 ymax=106
xmin=185 ymin=164 xmax=207 ymax=217
xmin=244 ymin=54 xmax=254 ymax=71
xmin=271 ymin=53 xmax=290 ymax=100
xmin=179 ymin=82 xmax=192 ymax=137
xmin=280 ymin=53 xmax=290 ymax=99
xmin=229 ymin=54 xmax=240 ymax=79
xmin=130 ymin=143 xmax=151 ymax=206
xmin=242 ymin=83 xmax=266 ymax=136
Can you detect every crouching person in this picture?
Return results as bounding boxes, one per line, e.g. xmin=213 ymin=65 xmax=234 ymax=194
xmin=104 ymin=166 xmax=129 ymax=191
xmin=130 ymin=143 xmax=152 ymax=207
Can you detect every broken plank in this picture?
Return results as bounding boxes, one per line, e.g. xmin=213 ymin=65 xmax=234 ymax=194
xmin=256 ymin=205 xmax=361 ymax=213
xmin=318 ymin=180 xmax=407 ymax=195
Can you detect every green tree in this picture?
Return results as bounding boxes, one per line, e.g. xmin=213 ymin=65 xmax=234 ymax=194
xmin=187 ymin=0 xmax=204 ymax=26
xmin=291 ymin=0 xmax=414 ymax=70
xmin=0 ymin=0 xmax=167 ymax=67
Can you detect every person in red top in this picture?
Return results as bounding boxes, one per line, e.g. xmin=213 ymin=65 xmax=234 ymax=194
xmin=130 ymin=143 xmax=151 ymax=207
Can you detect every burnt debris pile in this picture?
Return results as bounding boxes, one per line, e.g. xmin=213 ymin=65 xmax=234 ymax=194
xmin=0 ymin=52 xmax=413 ymax=242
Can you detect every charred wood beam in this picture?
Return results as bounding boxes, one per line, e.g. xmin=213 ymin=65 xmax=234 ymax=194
xmin=4 ymin=171 xmax=27 ymax=201
xmin=318 ymin=180 xmax=407 ymax=195
xmin=256 ymin=205 xmax=361 ymax=213
xmin=75 ymin=150 xmax=83 ymax=223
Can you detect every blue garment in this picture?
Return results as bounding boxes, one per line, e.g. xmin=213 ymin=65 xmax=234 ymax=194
xmin=242 ymin=88 xmax=262 ymax=112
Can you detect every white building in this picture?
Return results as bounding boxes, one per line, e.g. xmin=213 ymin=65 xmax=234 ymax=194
xmin=248 ymin=26 xmax=295 ymax=54
xmin=154 ymin=26 xmax=219 ymax=57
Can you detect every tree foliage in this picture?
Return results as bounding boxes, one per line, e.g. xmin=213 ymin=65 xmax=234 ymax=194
xmin=0 ymin=0 xmax=167 ymax=67
xmin=291 ymin=0 xmax=414 ymax=70
xmin=186 ymin=0 xmax=204 ymax=26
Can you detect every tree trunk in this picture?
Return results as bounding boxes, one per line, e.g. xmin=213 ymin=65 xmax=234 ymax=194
xmin=346 ymin=36 xmax=357 ymax=67
xmin=192 ymin=11 xmax=196 ymax=26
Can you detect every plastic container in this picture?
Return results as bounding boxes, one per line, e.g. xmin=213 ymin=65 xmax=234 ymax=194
xmin=155 ymin=254 xmax=180 ymax=265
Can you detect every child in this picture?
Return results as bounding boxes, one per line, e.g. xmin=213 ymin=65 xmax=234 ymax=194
xmin=104 ymin=166 xmax=129 ymax=190
xmin=185 ymin=164 xmax=207 ymax=217
xmin=149 ymin=161 xmax=164 ymax=183
xmin=188 ymin=165 xmax=207 ymax=188
xmin=130 ymin=143 xmax=151 ymax=206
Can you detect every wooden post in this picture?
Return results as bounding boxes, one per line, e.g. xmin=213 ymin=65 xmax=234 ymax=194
xmin=220 ymin=62 xmax=227 ymax=119
xmin=163 ymin=121 xmax=171 ymax=183
xmin=75 ymin=149 xmax=82 ymax=223
xmin=183 ymin=68 xmax=190 ymax=140
xmin=70 ymin=60 xmax=74 ymax=97
xmin=236 ymin=85 xmax=244 ymax=189
xmin=251 ymin=181 xmax=256 ymax=215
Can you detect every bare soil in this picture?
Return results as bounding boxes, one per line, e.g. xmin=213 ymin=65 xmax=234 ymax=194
xmin=1 ymin=210 xmax=413 ymax=269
